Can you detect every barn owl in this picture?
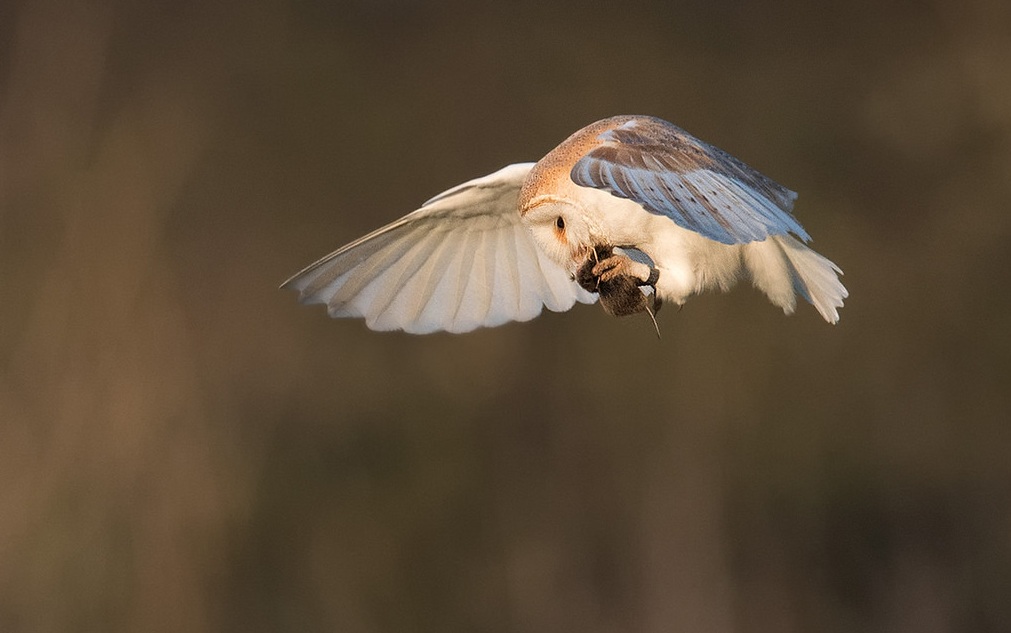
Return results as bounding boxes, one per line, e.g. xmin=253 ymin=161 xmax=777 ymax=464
xmin=282 ymin=115 xmax=847 ymax=334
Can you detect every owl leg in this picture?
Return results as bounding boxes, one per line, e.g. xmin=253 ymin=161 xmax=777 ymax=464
xmin=592 ymin=254 xmax=660 ymax=292
xmin=576 ymin=247 xmax=642 ymax=292
xmin=572 ymin=249 xmax=659 ymax=320
xmin=594 ymin=253 xmax=664 ymax=320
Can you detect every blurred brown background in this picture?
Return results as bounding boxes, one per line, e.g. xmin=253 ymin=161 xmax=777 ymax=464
xmin=2 ymin=0 xmax=1009 ymax=631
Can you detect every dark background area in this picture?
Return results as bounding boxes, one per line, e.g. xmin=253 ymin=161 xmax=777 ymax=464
xmin=2 ymin=0 xmax=1009 ymax=631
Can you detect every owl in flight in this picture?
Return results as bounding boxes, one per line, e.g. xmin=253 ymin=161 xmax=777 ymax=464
xmin=282 ymin=115 xmax=847 ymax=334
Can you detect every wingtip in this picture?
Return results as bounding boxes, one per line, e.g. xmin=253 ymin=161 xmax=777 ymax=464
xmin=278 ymin=273 xmax=301 ymax=291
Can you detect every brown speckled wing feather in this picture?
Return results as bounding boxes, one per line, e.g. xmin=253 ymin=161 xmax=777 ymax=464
xmin=571 ymin=116 xmax=807 ymax=245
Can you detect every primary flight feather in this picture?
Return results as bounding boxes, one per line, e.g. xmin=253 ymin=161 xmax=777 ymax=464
xmin=282 ymin=115 xmax=847 ymax=333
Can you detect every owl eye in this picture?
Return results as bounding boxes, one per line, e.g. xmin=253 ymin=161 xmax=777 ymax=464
xmin=555 ymin=216 xmax=565 ymax=230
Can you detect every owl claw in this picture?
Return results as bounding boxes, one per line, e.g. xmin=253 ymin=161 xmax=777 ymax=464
xmin=577 ymin=247 xmax=660 ymax=292
xmin=576 ymin=247 xmax=663 ymax=328
xmin=590 ymin=254 xmax=659 ymax=292
xmin=592 ymin=254 xmax=641 ymax=284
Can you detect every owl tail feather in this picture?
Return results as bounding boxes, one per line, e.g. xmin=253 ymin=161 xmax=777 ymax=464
xmin=744 ymin=235 xmax=848 ymax=324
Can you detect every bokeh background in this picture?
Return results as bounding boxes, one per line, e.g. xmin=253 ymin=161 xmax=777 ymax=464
xmin=2 ymin=0 xmax=1009 ymax=631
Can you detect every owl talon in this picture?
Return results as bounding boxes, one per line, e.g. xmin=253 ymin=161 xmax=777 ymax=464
xmin=592 ymin=255 xmax=637 ymax=283
xmin=644 ymin=267 xmax=660 ymax=288
xmin=575 ymin=246 xmax=663 ymax=327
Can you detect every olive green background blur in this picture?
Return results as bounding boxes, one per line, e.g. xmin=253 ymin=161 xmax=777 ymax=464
xmin=2 ymin=0 xmax=1009 ymax=631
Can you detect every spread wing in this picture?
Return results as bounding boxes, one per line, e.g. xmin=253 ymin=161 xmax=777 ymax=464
xmin=281 ymin=163 xmax=595 ymax=334
xmin=570 ymin=116 xmax=808 ymax=245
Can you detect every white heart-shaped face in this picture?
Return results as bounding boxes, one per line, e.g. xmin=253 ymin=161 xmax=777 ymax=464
xmin=519 ymin=196 xmax=593 ymax=275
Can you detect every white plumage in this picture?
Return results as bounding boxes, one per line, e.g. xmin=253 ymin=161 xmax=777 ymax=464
xmin=282 ymin=115 xmax=847 ymax=333
xmin=282 ymin=164 xmax=594 ymax=333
